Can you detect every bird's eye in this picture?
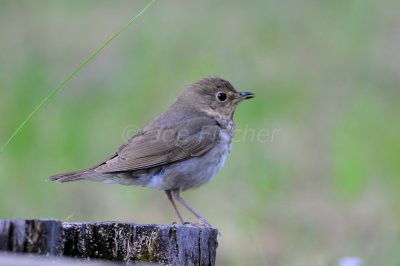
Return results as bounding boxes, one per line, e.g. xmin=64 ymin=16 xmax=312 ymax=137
xmin=216 ymin=92 xmax=227 ymax=102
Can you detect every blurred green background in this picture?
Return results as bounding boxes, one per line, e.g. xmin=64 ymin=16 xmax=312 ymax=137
xmin=1 ymin=0 xmax=399 ymax=265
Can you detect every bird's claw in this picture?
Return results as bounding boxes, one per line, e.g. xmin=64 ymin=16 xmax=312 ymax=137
xmin=198 ymin=217 xmax=211 ymax=228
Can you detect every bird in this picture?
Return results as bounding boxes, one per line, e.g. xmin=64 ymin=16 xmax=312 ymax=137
xmin=48 ymin=76 xmax=254 ymax=227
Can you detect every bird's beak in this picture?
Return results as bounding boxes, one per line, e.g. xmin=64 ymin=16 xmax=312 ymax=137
xmin=238 ymin=91 xmax=255 ymax=100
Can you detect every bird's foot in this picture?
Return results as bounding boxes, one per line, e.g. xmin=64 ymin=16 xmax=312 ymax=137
xmin=198 ymin=217 xmax=212 ymax=228
xmin=172 ymin=221 xmax=191 ymax=226
xmin=180 ymin=219 xmax=211 ymax=228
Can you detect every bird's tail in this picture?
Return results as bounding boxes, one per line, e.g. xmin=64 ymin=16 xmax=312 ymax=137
xmin=47 ymin=170 xmax=98 ymax=183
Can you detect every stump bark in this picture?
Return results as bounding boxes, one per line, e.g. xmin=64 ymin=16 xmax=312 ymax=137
xmin=0 ymin=219 xmax=218 ymax=266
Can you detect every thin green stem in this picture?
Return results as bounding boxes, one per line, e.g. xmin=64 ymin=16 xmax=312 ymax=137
xmin=0 ymin=0 xmax=157 ymax=153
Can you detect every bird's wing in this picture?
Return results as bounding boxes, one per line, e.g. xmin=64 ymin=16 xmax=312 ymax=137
xmin=95 ymin=118 xmax=220 ymax=173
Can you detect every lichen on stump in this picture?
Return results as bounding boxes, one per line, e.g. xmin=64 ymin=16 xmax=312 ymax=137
xmin=0 ymin=219 xmax=218 ymax=266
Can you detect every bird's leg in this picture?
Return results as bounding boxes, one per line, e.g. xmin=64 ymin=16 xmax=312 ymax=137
xmin=171 ymin=189 xmax=211 ymax=227
xmin=165 ymin=190 xmax=184 ymax=224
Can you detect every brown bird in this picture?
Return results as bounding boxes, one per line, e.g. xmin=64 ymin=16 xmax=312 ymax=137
xmin=48 ymin=77 xmax=254 ymax=226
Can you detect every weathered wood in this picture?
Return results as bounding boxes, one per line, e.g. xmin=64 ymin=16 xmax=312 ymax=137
xmin=0 ymin=219 xmax=64 ymax=255
xmin=0 ymin=220 xmax=218 ymax=266
xmin=0 ymin=253 xmax=118 ymax=266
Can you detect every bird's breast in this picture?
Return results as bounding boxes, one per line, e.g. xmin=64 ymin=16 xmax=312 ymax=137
xmin=181 ymin=128 xmax=232 ymax=190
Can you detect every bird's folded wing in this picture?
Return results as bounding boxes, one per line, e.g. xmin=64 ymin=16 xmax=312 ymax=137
xmin=95 ymin=122 xmax=220 ymax=173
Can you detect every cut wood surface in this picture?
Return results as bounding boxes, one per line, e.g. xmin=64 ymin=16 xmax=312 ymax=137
xmin=0 ymin=219 xmax=218 ymax=266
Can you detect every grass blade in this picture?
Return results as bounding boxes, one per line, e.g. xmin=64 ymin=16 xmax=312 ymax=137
xmin=0 ymin=0 xmax=157 ymax=153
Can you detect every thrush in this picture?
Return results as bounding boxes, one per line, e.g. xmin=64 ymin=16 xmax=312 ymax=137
xmin=48 ymin=76 xmax=254 ymax=226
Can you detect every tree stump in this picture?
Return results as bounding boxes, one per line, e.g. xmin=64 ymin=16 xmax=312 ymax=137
xmin=0 ymin=219 xmax=218 ymax=266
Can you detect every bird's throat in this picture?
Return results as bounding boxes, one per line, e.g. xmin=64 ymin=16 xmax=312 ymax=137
xmin=202 ymin=108 xmax=235 ymax=136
